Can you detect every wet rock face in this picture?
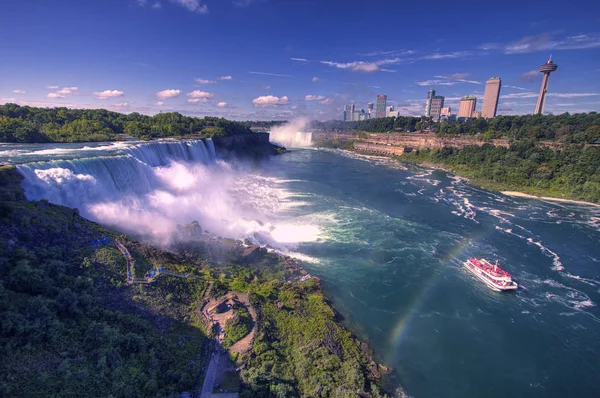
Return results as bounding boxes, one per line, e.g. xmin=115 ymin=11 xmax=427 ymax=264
xmin=176 ymin=221 xmax=203 ymax=241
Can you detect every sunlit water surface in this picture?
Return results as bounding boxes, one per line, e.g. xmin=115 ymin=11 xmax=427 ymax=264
xmin=3 ymin=143 xmax=600 ymax=397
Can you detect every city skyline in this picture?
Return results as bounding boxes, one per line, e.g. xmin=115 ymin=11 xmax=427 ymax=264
xmin=1 ymin=0 xmax=599 ymax=120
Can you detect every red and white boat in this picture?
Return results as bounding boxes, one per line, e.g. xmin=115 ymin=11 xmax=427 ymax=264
xmin=464 ymin=258 xmax=518 ymax=291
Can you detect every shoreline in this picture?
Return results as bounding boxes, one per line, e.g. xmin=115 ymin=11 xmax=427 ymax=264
xmin=500 ymin=191 xmax=600 ymax=208
xmin=339 ymin=148 xmax=600 ymax=208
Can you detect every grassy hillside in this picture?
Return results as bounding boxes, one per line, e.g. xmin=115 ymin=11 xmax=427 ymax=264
xmin=0 ymin=166 xmax=391 ymax=397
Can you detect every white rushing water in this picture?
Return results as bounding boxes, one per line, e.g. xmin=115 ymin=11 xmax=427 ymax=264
xmin=13 ymin=139 xmax=322 ymax=250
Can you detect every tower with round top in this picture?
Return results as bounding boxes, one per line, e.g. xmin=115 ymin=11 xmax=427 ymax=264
xmin=534 ymin=56 xmax=558 ymax=115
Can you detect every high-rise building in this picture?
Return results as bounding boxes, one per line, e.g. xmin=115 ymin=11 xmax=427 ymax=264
xmin=425 ymin=88 xmax=435 ymax=117
xmin=425 ymin=89 xmax=444 ymax=120
xmin=376 ymin=94 xmax=387 ymax=118
xmin=534 ymin=57 xmax=558 ymax=115
xmin=482 ymin=77 xmax=501 ymax=119
xmin=458 ymin=95 xmax=477 ymax=118
xmin=430 ymin=96 xmax=444 ymax=121
xmin=440 ymin=107 xmax=452 ymax=117
xmin=343 ymin=104 xmax=352 ymax=121
xmin=367 ymin=103 xmax=374 ymax=118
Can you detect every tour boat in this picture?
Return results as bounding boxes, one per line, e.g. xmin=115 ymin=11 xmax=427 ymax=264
xmin=464 ymin=258 xmax=518 ymax=291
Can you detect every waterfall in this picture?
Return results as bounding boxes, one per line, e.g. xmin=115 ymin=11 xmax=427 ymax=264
xmin=122 ymin=139 xmax=214 ymax=167
xmin=16 ymin=139 xmax=219 ymax=225
xmin=269 ymin=131 xmax=313 ymax=148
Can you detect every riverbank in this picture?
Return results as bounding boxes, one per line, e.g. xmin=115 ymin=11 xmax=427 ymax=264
xmin=501 ymin=191 xmax=600 ymax=207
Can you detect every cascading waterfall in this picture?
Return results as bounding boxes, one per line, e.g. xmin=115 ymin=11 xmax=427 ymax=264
xmin=13 ymin=137 xmax=321 ymax=249
xmin=269 ymin=131 xmax=313 ymax=148
xmin=16 ymin=139 xmax=224 ymax=242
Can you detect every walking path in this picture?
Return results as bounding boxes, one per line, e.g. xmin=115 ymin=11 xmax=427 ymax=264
xmin=199 ymin=346 xmax=221 ymax=398
xmin=112 ymin=240 xmax=222 ymax=397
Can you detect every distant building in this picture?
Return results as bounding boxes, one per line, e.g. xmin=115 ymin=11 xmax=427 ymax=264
xmin=440 ymin=107 xmax=452 ymax=117
xmin=472 ymin=111 xmax=482 ymax=118
xmin=425 ymin=88 xmax=435 ymax=117
xmin=343 ymin=104 xmax=368 ymax=121
xmin=376 ymin=94 xmax=387 ymax=118
xmin=430 ymin=96 xmax=445 ymax=121
xmin=482 ymin=77 xmax=501 ymax=119
xmin=343 ymin=104 xmax=352 ymax=121
xmin=458 ymin=95 xmax=477 ymax=118
xmin=367 ymin=103 xmax=374 ymax=118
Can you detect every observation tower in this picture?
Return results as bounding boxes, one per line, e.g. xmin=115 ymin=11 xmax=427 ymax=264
xmin=534 ymin=56 xmax=558 ymax=115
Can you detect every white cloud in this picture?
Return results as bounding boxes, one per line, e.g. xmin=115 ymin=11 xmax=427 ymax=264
xmin=47 ymin=85 xmax=59 ymax=89
xmin=381 ymin=69 xmax=396 ymax=72
xmin=549 ymin=92 xmax=600 ymax=98
xmin=500 ymin=92 xmax=600 ymax=100
xmin=434 ymin=74 xmax=480 ymax=84
xmin=358 ymin=49 xmax=415 ymax=57
xmin=252 ymin=95 xmax=289 ymax=106
xmin=321 ymin=98 xmax=334 ymax=105
xmin=219 ymin=76 xmax=232 ymax=80
xmin=169 ymin=0 xmax=208 ymax=13
xmin=321 ymin=61 xmax=380 ymax=72
xmin=12 ymin=89 xmax=26 ymax=94
xmin=156 ymin=89 xmax=181 ymax=99
xmin=291 ymin=57 xmax=309 ymax=62
xmin=519 ymin=70 xmax=540 ymax=82
xmin=249 ymin=71 xmax=293 ymax=78
xmin=312 ymin=77 xmax=319 ymax=82
xmin=156 ymin=101 xmax=164 ymax=106
xmin=57 ymin=87 xmax=78 ymax=95
xmin=415 ymin=80 xmax=460 ymax=86
xmin=305 ymin=95 xmax=325 ymax=101
xmin=505 ymin=33 xmax=600 ymax=54
xmin=195 ymin=78 xmax=216 ymax=84
xmin=47 ymin=93 xmax=65 ymax=99
xmin=188 ymin=98 xmax=209 ymax=103
xmin=152 ymin=2 xmax=161 ymax=8
xmin=94 ymin=89 xmax=125 ymax=99
xmin=421 ymin=51 xmax=472 ymax=60
xmin=187 ymin=90 xmax=214 ymax=99
xmin=217 ymin=102 xmax=228 ymax=108
xmin=113 ymin=102 xmax=130 ymax=107
xmin=505 ymin=85 xmax=528 ymax=91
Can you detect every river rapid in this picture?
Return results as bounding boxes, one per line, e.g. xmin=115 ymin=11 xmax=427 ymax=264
xmin=2 ymin=141 xmax=599 ymax=397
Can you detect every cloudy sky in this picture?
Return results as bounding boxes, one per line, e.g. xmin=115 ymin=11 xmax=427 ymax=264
xmin=1 ymin=0 xmax=599 ymax=120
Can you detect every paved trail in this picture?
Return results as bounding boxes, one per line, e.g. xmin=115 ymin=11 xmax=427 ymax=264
xmin=200 ymin=348 xmax=221 ymax=398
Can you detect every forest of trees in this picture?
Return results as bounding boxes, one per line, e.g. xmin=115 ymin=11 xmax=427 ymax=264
xmin=0 ymin=103 xmax=253 ymax=143
xmin=403 ymin=140 xmax=600 ymax=203
xmin=312 ymin=113 xmax=600 ymax=144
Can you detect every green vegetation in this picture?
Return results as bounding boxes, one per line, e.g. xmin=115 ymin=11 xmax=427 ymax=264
xmin=312 ymin=113 xmax=600 ymax=144
xmin=403 ymin=140 xmax=600 ymax=203
xmin=241 ymin=279 xmax=383 ymax=397
xmin=0 ymin=166 xmax=391 ymax=397
xmin=0 ymin=103 xmax=253 ymax=143
xmin=0 ymin=168 xmax=208 ymax=397
xmin=222 ymin=303 xmax=252 ymax=349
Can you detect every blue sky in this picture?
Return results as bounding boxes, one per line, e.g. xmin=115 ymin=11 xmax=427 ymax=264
xmin=1 ymin=0 xmax=599 ymax=120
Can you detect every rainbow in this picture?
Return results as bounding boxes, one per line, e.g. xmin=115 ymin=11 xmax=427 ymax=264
xmin=388 ymin=237 xmax=474 ymax=354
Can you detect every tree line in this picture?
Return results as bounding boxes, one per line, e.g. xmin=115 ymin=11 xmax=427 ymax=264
xmin=403 ymin=140 xmax=600 ymax=203
xmin=311 ymin=113 xmax=600 ymax=144
xmin=0 ymin=103 xmax=254 ymax=143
